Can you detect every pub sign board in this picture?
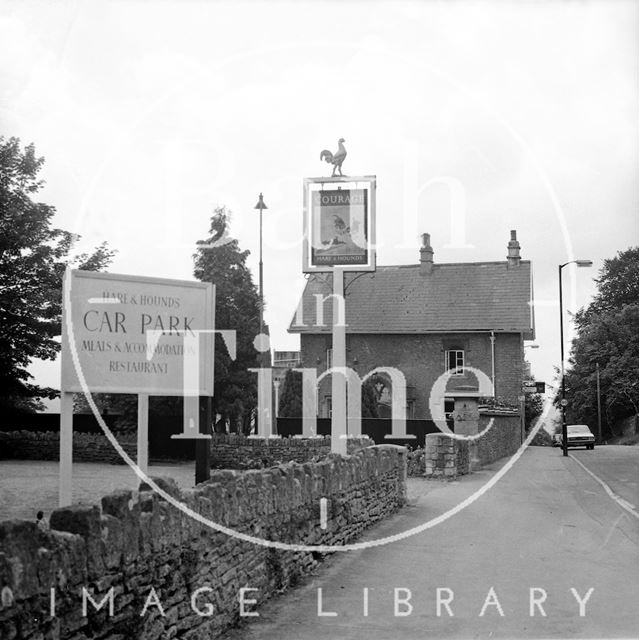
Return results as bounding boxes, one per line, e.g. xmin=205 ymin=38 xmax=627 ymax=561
xmin=303 ymin=176 xmax=376 ymax=272
xmin=61 ymin=270 xmax=214 ymax=396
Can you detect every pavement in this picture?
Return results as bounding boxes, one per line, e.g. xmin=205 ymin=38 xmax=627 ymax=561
xmin=222 ymin=446 xmax=639 ymax=640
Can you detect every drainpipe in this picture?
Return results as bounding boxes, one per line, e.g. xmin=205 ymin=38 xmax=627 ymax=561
xmin=490 ymin=331 xmax=496 ymax=398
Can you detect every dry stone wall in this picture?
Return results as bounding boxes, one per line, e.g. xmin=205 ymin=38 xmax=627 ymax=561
xmin=0 ymin=431 xmax=137 ymax=465
xmin=0 ymin=446 xmax=407 ymax=640
xmin=209 ymin=434 xmax=373 ymax=469
xmin=420 ymin=413 xmax=521 ymax=478
xmin=0 ymin=431 xmax=373 ymax=469
xmin=475 ymin=412 xmax=521 ymax=465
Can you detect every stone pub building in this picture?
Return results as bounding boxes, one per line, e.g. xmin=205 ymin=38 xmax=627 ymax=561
xmin=289 ymin=231 xmax=535 ymax=420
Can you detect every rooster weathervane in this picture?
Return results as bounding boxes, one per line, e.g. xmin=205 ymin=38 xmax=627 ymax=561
xmin=320 ymin=138 xmax=347 ymax=177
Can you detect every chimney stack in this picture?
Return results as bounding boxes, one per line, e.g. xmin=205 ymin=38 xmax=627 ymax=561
xmin=420 ymin=233 xmax=434 ymax=275
xmin=507 ymin=230 xmax=521 ymax=268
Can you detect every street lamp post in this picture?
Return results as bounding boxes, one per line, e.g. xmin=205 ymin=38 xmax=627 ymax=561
xmin=254 ymin=193 xmax=268 ymax=364
xmin=253 ymin=193 xmax=273 ymax=439
xmin=559 ymin=259 xmax=593 ymax=456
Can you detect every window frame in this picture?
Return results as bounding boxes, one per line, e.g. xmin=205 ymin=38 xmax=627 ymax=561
xmin=324 ymin=395 xmax=332 ymax=418
xmin=445 ymin=349 xmax=465 ymax=377
xmin=444 ymin=399 xmax=455 ymax=421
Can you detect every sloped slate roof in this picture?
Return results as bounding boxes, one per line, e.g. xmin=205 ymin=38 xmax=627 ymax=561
xmin=289 ymin=261 xmax=534 ymax=337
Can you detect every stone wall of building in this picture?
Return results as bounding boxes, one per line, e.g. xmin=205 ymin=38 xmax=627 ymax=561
xmin=209 ymin=434 xmax=373 ymax=469
xmin=0 ymin=446 xmax=407 ymax=640
xmin=491 ymin=334 xmax=525 ymax=406
xmin=300 ymin=331 xmax=524 ymax=420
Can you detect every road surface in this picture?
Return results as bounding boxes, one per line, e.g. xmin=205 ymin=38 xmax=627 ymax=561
xmin=222 ymin=446 xmax=639 ymax=640
xmin=571 ymin=445 xmax=639 ymax=519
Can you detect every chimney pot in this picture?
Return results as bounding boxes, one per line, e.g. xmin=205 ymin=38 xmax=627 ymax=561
xmin=507 ymin=229 xmax=521 ymax=268
xmin=420 ymin=233 xmax=434 ymax=275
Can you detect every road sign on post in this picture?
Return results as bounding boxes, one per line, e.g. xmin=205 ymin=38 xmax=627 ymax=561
xmin=522 ymin=380 xmax=546 ymax=394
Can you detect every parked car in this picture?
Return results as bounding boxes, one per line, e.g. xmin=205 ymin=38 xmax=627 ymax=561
xmin=552 ymin=433 xmax=562 ymax=447
xmin=563 ymin=424 xmax=596 ymax=450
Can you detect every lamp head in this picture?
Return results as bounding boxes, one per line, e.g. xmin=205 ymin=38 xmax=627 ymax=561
xmin=576 ymin=260 xmax=593 ymax=267
xmin=254 ymin=193 xmax=268 ymax=210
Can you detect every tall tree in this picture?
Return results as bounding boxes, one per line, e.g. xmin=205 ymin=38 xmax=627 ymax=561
xmin=564 ymin=304 xmax=639 ymax=433
xmin=193 ymin=207 xmax=261 ymax=432
xmin=559 ymin=245 xmax=639 ymax=437
xmin=575 ymin=246 xmax=639 ymax=328
xmin=278 ymin=369 xmax=302 ymax=417
xmin=0 ymin=137 xmax=115 ymax=413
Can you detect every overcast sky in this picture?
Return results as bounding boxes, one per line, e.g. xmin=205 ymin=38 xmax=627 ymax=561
xmin=1 ymin=0 xmax=637 ymax=411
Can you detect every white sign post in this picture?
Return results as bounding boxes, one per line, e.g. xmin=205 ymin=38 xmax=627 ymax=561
xmin=60 ymin=270 xmax=215 ymax=506
xmin=137 ymin=393 xmax=149 ymax=475
xmin=303 ymin=176 xmax=376 ymax=454
xmin=331 ymin=267 xmax=348 ymax=454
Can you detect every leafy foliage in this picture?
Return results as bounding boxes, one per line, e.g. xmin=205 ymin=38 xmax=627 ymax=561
xmin=524 ymin=391 xmax=544 ymax=433
xmin=478 ymin=396 xmax=518 ymax=411
xmin=277 ymin=369 xmax=381 ymax=418
xmin=563 ymin=304 xmax=639 ymax=434
xmin=0 ymin=137 xmax=115 ymax=413
xmin=361 ymin=378 xmax=380 ymax=418
xmin=193 ymin=207 xmax=261 ymax=432
xmin=575 ymin=246 xmax=639 ymax=328
xmin=561 ymin=246 xmax=639 ymax=436
xmin=278 ymin=369 xmax=302 ymax=417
